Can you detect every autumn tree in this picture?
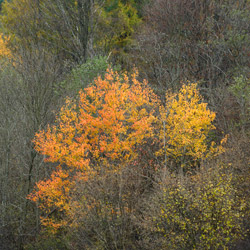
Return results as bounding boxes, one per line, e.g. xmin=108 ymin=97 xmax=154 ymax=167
xmin=28 ymin=69 xmax=159 ymax=230
xmin=158 ymin=82 xmax=226 ymax=173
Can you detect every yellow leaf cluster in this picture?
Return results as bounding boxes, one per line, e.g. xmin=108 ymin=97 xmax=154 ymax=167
xmin=0 ymin=34 xmax=12 ymax=59
xmin=158 ymin=83 xmax=219 ymax=163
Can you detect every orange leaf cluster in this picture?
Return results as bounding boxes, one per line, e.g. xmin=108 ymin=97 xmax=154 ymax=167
xmin=29 ymin=69 xmax=159 ymax=229
xmin=34 ymin=69 xmax=159 ymax=171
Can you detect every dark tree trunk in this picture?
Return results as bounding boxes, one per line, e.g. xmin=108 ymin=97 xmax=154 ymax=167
xmin=77 ymin=0 xmax=91 ymax=63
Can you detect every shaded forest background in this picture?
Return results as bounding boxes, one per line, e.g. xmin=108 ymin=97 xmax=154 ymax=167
xmin=0 ymin=0 xmax=249 ymax=249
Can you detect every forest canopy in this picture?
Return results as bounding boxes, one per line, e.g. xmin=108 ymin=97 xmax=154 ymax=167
xmin=0 ymin=0 xmax=249 ymax=249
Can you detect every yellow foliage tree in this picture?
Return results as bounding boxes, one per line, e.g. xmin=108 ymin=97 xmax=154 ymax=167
xmin=158 ymin=83 xmax=225 ymax=167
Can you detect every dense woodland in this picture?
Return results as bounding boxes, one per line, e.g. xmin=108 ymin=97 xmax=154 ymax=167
xmin=0 ymin=0 xmax=249 ymax=249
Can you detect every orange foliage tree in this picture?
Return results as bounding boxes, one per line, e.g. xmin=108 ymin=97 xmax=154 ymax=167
xmin=28 ymin=69 xmax=159 ymax=230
